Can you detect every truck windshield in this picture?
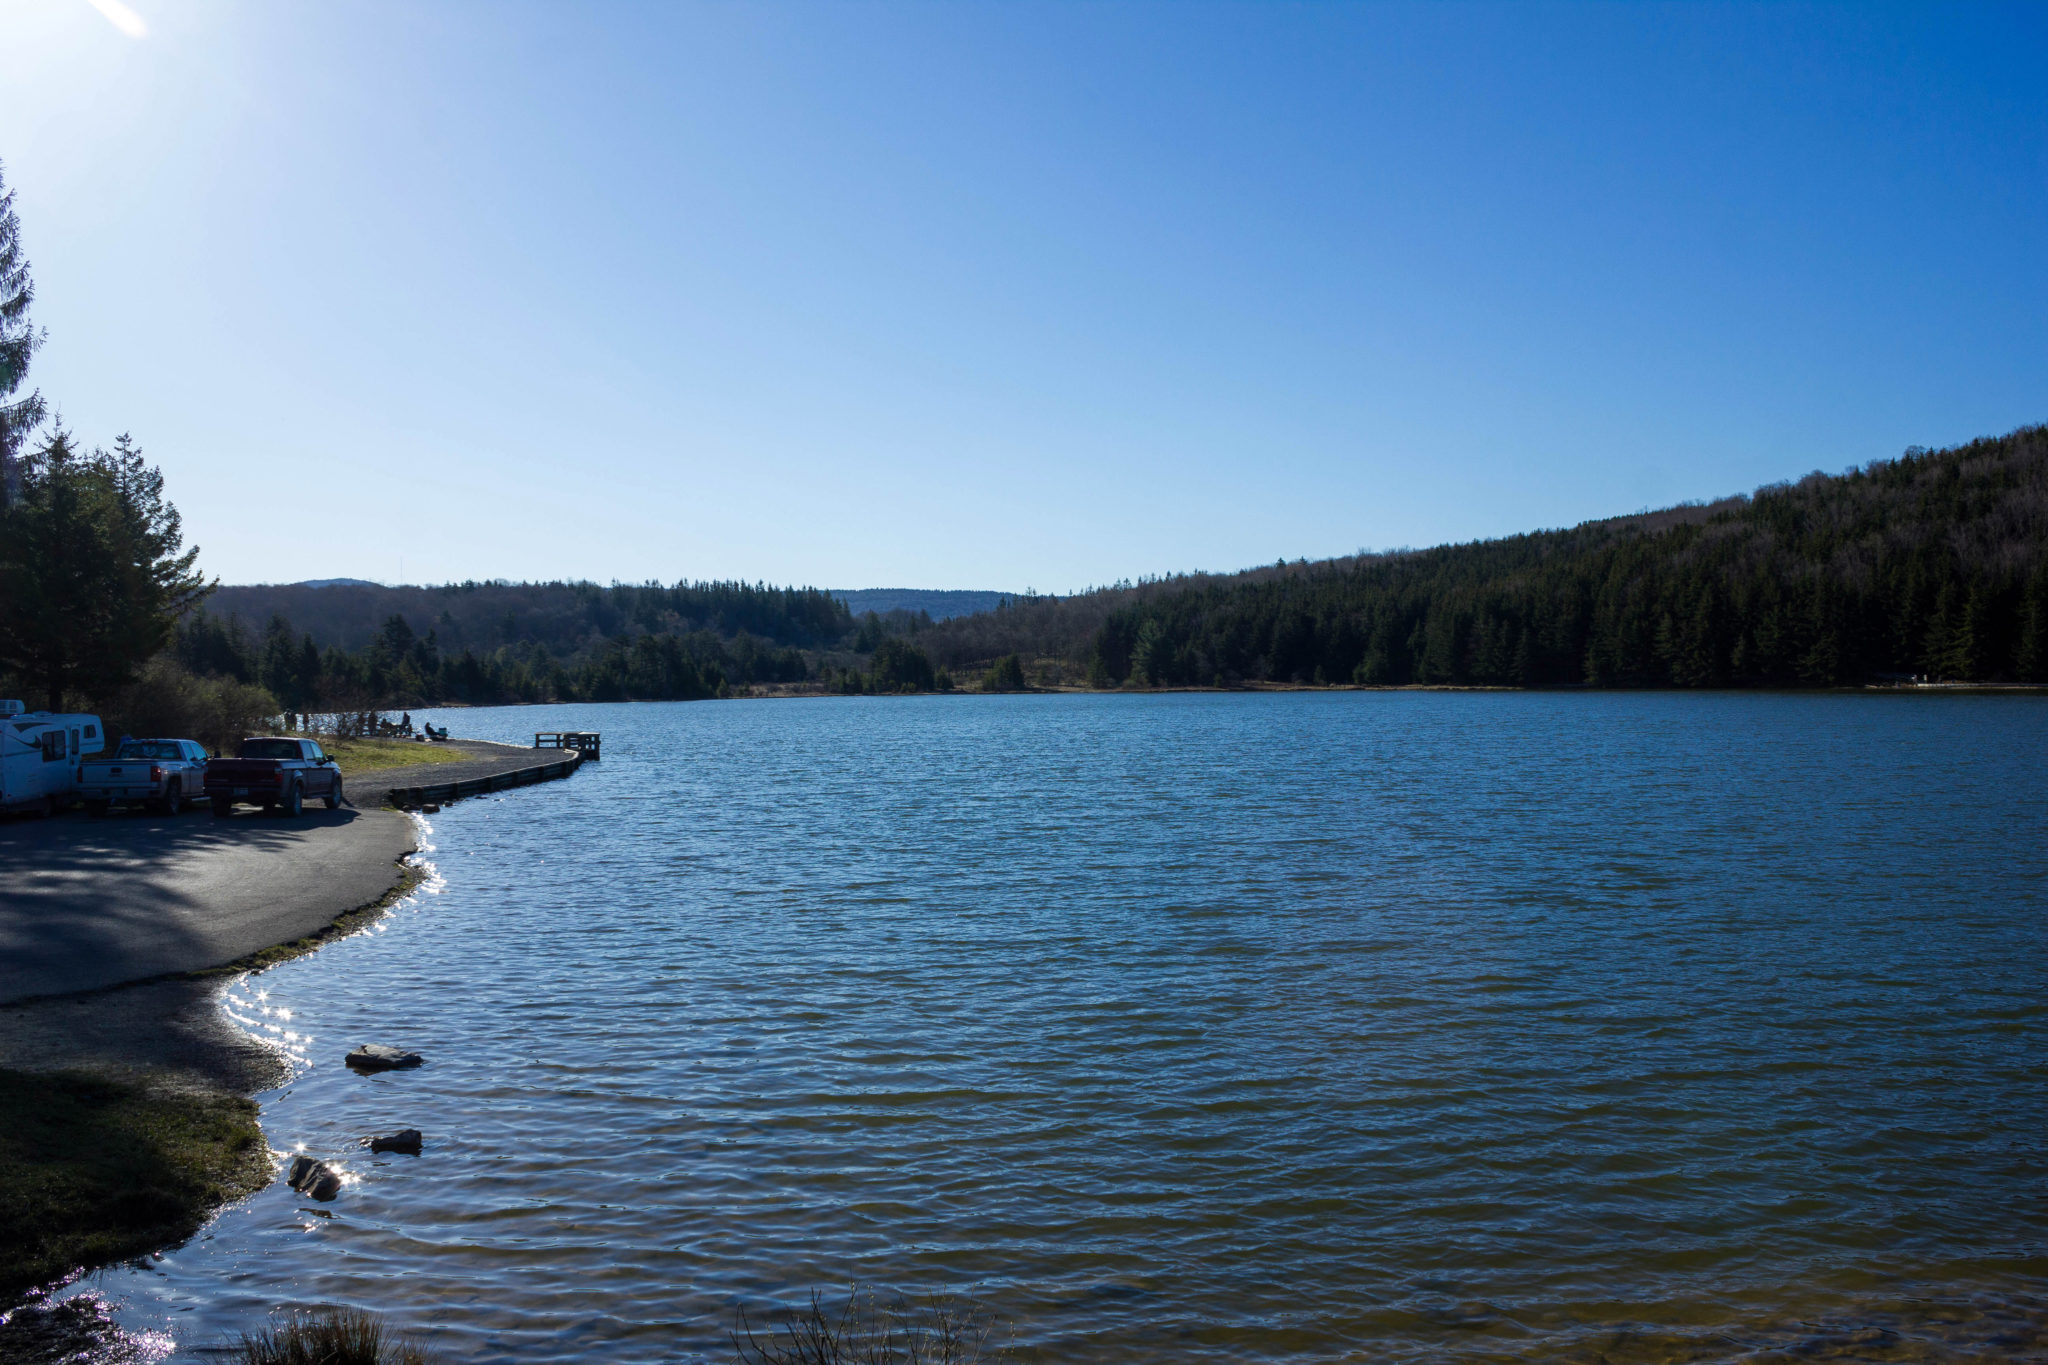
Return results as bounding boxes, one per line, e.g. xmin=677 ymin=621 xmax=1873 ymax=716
xmin=117 ymin=742 xmax=183 ymax=760
xmin=238 ymin=740 xmax=303 ymax=759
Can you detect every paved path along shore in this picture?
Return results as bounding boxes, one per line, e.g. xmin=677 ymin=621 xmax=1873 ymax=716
xmin=0 ymin=805 xmax=417 ymax=1004
xmin=0 ymin=737 xmax=589 ymax=1011
xmin=0 ymin=739 xmax=582 ymax=1006
xmin=349 ymin=738 xmax=573 ymax=805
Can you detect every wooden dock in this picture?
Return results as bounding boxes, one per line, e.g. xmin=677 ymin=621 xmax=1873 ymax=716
xmin=536 ymin=731 xmax=602 ymax=759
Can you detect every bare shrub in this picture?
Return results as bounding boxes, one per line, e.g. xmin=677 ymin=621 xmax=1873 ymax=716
xmin=305 ymin=708 xmax=387 ymax=740
xmin=101 ymin=657 xmax=278 ymax=754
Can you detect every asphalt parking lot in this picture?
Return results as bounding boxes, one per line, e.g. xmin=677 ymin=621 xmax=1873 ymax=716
xmin=0 ymin=804 xmax=416 ymax=1003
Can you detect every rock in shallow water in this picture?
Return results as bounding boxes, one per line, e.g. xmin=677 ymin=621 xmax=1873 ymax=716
xmin=345 ymin=1044 xmax=423 ymax=1071
xmin=286 ymin=1155 xmax=344 ymax=1201
xmin=369 ymin=1127 xmax=424 ymax=1155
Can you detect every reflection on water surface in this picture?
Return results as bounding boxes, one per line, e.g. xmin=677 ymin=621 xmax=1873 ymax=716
xmin=77 ymin=693 xmax=2048 ymax=1361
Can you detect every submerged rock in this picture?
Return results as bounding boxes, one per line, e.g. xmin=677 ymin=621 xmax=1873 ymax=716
xmin=345 ymin=1044 xmax=423 ymax=1071
xmin=369 ymin=1127 xmax=424 ymax=1155
xmin=286 ymin=1155 xmax=344 ymax=1201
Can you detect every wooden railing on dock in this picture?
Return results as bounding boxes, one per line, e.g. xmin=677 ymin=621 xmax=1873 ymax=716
xmin=535 ymin=731 xmax=602 ymax=759
xmin=385 ymin=753 xmax=583 ymax=811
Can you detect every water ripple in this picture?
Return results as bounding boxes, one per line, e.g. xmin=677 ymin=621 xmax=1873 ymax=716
xmin=76 ymin=692 xmax=2048 ymax=1362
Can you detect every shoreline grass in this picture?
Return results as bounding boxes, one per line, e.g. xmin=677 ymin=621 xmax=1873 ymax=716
xmin=0 ymin=1067 xmax=269 ymax=1303
xmin=234 ymin=1308 xmax=440 ymax=1365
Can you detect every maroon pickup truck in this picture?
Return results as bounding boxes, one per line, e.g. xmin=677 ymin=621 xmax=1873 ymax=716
xmin=205 ymin=737 xmax=345 ymax=817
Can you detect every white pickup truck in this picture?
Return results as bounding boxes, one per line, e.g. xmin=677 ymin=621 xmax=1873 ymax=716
xmin=77 ymin=738 xmax=211 ymax=815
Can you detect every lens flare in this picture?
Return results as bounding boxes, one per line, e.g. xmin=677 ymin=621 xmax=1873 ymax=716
xmin=85 ymin=0 xmax=147 ymax=39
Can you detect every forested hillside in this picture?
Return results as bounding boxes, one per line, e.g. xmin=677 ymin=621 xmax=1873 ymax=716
xmin=924 ymin=425 xmax=2048 ymax=688
xmin=178 ymin=425 xmax=2048 ymax=708
xmin=184 ymin=580 xmax=867 ymax=709
xmin=210 ymin=579 xmax=852 ymax=653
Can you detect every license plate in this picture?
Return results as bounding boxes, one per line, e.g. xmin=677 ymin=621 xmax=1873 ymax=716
xmin=233 ymin=787 xmax=249 ymax=796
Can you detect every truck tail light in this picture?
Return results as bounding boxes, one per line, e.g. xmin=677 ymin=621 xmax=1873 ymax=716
xmin=151 ymin=765 xmax=164 ymax=781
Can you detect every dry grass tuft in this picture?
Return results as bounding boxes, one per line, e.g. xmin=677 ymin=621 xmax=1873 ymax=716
xmin=733 ymin=1289 xmax=1010 ymax=1365
xmin=233 ymin=1308 xmax=439 ymax=1365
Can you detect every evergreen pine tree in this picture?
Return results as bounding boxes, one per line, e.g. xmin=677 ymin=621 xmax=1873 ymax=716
xmin=0 ymin=428 xmax=209 ymax=708
xmin=1952 ymin=582 xmax=1991 ymax=680
xmin=2018 ymin=564 xmax=2048 ymax=683
xmin=0 ymin=161 xmax=45 ymax=508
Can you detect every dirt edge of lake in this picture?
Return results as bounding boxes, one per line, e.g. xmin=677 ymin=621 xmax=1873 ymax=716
xmin=0 ymin=852 xmax=426 ymax=1330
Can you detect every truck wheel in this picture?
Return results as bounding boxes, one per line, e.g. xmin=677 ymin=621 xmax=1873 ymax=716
xmin=86 ymin=800 xmax=109 ymax=817
xmin=280 ymin=783 xmax=303 ymax=818
xmin=211 ymin=797 xmax=234 ymax=817
xmin=149 ymin=781 xmax=181 ymax=816
xmin=325 ymin=780 xmax=344 ymax=811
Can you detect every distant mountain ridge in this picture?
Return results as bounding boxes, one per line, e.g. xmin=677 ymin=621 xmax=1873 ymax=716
xmin=250 ymin=582 xmax=1009 ymax=621
xmin=829 ymin=588 xmax=1010 ymax=621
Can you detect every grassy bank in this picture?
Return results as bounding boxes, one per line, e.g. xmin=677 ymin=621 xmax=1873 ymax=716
xmin=305 ymin=735 xmax=472 ymax=775
xmin=0 ymin=1067 xmax=270 ymax=1301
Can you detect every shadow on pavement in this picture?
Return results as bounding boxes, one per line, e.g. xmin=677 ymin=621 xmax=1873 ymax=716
xmin=0 ymin=804 xmax=415 ymax=1004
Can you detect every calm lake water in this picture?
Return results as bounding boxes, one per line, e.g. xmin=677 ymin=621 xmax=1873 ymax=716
xmin=85 ymin=692 xmax=2048 ymax=1362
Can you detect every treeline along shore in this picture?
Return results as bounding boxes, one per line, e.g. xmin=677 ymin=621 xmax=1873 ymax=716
xmin=196 ymin=423 xmax=2048 ymax=709
xmin=939 ymin=422 xmax=2048 ymax=690
xmin=187 ymin=580 xmax=846 ymax=711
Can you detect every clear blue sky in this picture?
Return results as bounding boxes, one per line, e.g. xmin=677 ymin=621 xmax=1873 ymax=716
xmin=3 ymin=1 xmax=2043 ymax=591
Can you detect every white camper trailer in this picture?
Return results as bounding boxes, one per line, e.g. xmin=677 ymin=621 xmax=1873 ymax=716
xmin=0 ymin=701 xmax=107 ymax=814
